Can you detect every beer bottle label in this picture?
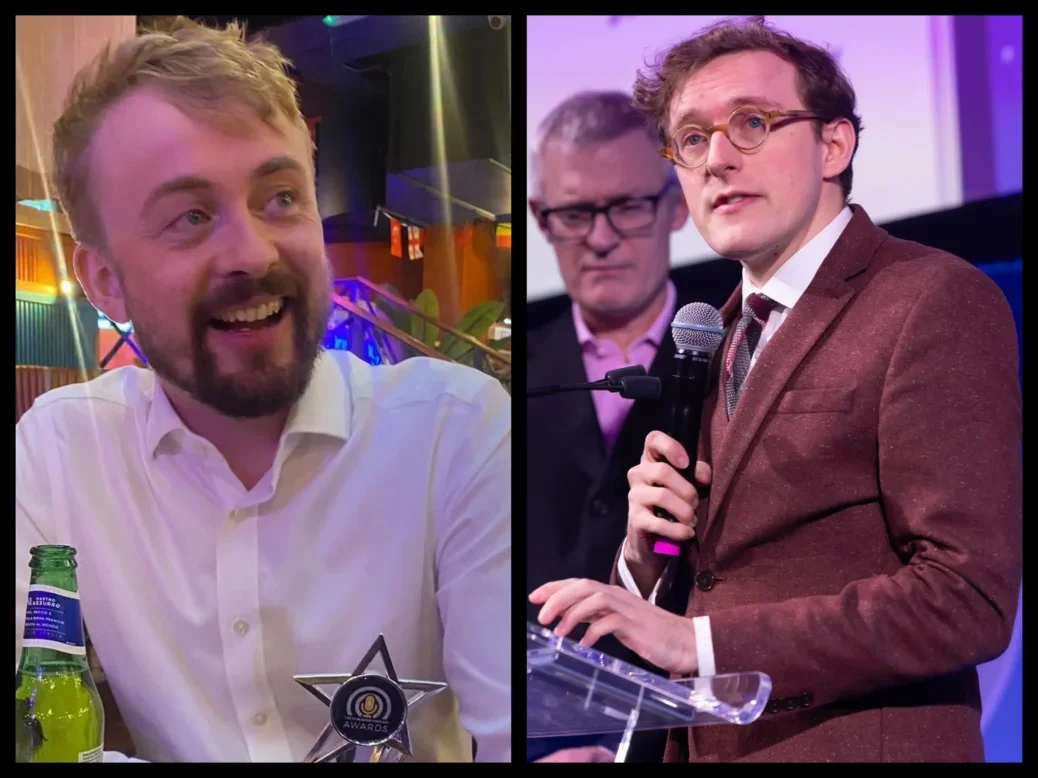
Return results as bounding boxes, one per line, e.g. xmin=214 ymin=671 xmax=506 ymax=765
xmin=22 ymin=584 xmax=86 ymax=656
xmin=78 ymin=745 xmax=104 ymax=762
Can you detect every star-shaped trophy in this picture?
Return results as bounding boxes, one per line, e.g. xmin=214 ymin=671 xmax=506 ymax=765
xmin=294 ymin=634 xmax=447 ymax=763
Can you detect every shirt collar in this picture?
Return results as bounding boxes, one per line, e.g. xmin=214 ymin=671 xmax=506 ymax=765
xmin=573 ymin=279 xmax=677 ymax=348
xmin=742 ymin=205 xmax=854 ymax=311
xmin=144 ymin=350 xmax=351 ymax=459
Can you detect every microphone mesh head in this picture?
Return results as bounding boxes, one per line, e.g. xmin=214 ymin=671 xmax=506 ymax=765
xmin=671 ymin=302 xmax=725 ymax=353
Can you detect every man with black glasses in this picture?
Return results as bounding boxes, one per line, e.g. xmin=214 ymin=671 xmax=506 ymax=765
xmin=526 ymin=90 xmax=690 ymax=761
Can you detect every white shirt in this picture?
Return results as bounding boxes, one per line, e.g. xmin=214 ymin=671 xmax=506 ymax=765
xmin=15 ymin=350 xmax=511 ymax=763
xmin=617 ymin=206 xmax=854 ymax=676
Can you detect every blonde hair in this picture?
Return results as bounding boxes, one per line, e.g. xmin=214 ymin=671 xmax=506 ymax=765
xmin=51 ymin=15 xmax=308 ymax=247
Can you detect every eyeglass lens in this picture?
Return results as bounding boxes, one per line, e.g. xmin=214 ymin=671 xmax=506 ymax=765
xmin=674 ymin=107 xmax=768 ymax=167
xmin=546 ymin=199 xmax=657 ymax=240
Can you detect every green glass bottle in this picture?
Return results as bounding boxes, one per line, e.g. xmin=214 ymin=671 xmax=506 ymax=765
xmin=15 ymin=545 xmax=104 ymax=762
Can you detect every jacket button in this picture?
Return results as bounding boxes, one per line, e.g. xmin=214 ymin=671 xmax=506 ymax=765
xmin=783 ymin=698 xmax=799 ymax=711
xmin=799 ymin=693 xmax=813 ymax=708
xmin=695 ymin=570 xmax=716 ymax=591
xmin=590 ymin=499 xmax=609 ymax=516
xmin=766 ymin=699 xmax=781 ymax=714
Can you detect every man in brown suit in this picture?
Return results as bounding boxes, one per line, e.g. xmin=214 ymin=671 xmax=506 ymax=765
xmin=530 ymin=17 xmax=1022 ymax=762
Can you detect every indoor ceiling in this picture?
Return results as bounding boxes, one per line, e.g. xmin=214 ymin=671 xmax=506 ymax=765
xmin=140 ymin=15 xmax=511 ymax=232
xmin=264 ymin=15 xmax=511 ymax=228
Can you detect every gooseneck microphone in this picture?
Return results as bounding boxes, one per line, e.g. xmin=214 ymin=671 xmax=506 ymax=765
xmin=653 ymin=303 xmax=725 ymax=556
xmin=602 ymin=366 xmax=651 ymax=383
xmin=527 ymin=365 xmax=662 ymax=400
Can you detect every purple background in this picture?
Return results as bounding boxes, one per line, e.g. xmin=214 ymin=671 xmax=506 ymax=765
xmin=526 ymin=15 xmax=1022 ymax=761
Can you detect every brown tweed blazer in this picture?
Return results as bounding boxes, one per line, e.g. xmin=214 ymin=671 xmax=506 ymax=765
xmin=615 ymin=205 xmax=1021 ymax=762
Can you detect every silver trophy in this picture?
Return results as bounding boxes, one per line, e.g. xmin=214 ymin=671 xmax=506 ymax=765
xmin=295 ymin=634 xmax=447 ymax=763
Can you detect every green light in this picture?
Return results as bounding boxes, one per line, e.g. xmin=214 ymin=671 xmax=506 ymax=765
xmin=323 ymin=16 xmax=336 ymax=25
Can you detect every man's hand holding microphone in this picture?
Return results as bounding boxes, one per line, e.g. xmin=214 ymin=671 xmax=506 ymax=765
xmin=529 ymin=302 xmax=724 ymax=678
xmin=623 ymin=431 xmax=711 ymax=597
xmin=529 ymin=431 xmax=710 ymax=677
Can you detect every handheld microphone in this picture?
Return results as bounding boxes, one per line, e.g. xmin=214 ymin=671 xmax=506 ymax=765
xmin=652 ymin=303 xmax=725 ymax=556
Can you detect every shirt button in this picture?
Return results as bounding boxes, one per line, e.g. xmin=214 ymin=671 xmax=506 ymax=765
xmin=252 ymin=712 xmax=268 ymax=727
xmin=233 ymin=619 xmax=250 ymax=637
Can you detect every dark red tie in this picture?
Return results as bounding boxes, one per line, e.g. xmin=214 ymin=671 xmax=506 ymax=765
xmin=724 ymin=293 xmax=776 ymax=419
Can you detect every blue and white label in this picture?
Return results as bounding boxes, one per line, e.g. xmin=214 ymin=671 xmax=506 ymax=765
xmin=22 ymin=584 xmax=86 ymax=655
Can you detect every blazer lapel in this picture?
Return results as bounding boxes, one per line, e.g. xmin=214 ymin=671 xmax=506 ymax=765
xmin=529 ymin=315 xmax=607 ymax=482
xmin=704 ymin=205 xmax=884 ymax=531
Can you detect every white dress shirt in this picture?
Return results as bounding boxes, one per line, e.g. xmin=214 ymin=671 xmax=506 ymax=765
xmin=16 ymin=350 xmax=511 ymax=763
xmin=617 ymin=206 xmax=854 ymax=676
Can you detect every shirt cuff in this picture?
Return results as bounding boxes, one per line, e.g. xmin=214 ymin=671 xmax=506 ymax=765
xmin=692 ymin=615 xmax=716 ymax=677
xmin=617 ymin=537 xmax=674 ymax=604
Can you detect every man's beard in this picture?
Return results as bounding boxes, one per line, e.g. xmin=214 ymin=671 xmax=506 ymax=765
xmin=127 ymin=267 xmax=330 ymax=419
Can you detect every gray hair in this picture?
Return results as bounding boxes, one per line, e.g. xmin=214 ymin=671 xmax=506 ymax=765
xmin=530 ymin=90 xmax=675 ymax=198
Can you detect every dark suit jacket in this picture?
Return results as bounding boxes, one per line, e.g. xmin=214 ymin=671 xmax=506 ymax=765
xmin=526 ymin=290 xmax=698 ymax=628
xmin=614 ymin=205 xmax=1022 ymax=762
xmin=531 ymin=290 xmax=709 ymax=643
xmin=528 ymin=292 xmax=699 ymax=761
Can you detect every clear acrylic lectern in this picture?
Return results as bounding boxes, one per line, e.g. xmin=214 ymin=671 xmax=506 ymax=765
xmin=527 ymin=622 xmax=772 ymax=762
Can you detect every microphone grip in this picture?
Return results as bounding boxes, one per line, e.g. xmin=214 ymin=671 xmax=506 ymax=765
xmin=651 ymin=472 xmax=708 ymax=555
xmin=650 ymin=351 xmax=709 ymax=557
xmin=652 ymin=465 xmax=685 ymax=557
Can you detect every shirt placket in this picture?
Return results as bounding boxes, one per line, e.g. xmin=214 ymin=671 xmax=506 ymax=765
xmin=215 ymin=506 xmax=293 ymax=762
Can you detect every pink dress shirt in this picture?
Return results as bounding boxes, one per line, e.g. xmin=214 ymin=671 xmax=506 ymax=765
xmin=572 ymin=281 xmax=677 ymax=453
